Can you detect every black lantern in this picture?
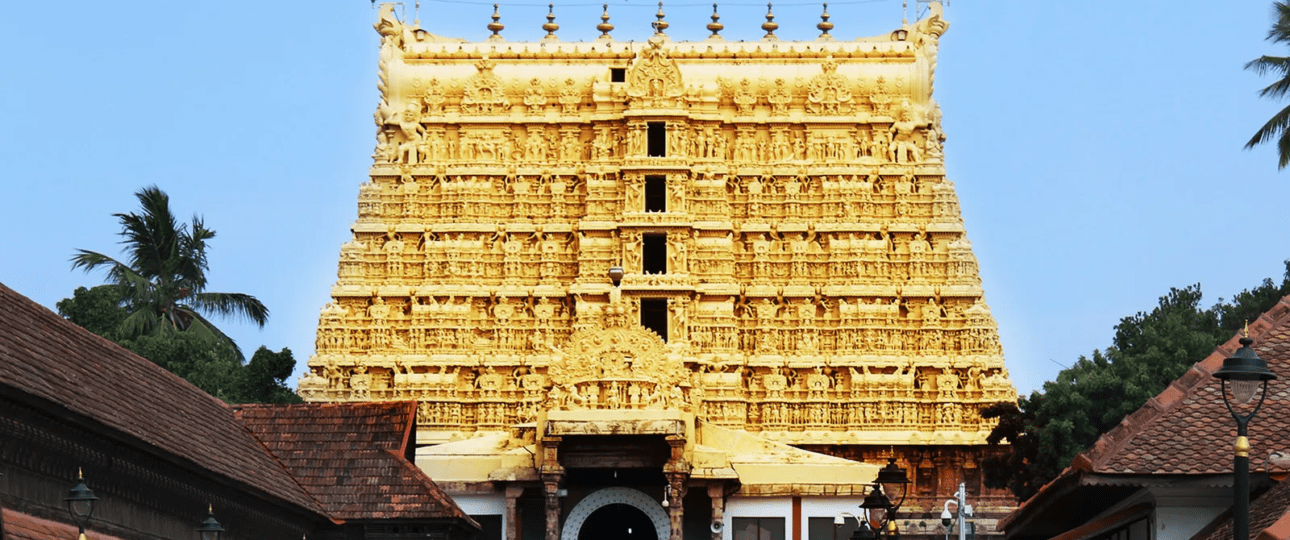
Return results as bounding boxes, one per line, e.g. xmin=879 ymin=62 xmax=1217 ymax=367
xmin=859 ymin=484 xmax=892 ymax=528
xmin=608 ymin=265 xmax=625 ymax=287
xmin=874 ymin=458 xmax=910 ymax=512
xmin=197 ymin=506 xmax=225 ymax=540
xmin=849 ymin=520 xmax=877 ymax=540
xmin=1212 ymin=336 xmax=1277 ymax=540
xmin=65 ymin=469 xmax=98 ymax=535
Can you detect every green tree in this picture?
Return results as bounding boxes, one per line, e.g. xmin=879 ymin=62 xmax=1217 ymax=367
xmin=121 ymin=331 xmax=243 ymax=401
xmin=237 ymin=347 xmax=304 ymax=404
xmin=1246 ymin=1 xmax=1290 ymax=168
xmin=56 ymin=285 xmax=129 ymax=340
xmin=984 ymin=264 xmax=1290 ymax=502
xmin=70 ymin=186 xmax=269 ymax=358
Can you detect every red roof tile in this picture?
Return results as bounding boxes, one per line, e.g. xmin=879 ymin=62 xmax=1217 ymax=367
xmin=2 ymin=509 xmax=129 ymax=540
xmin=1195 ymin=475 xmax=1290 ymax=540
xmin=0 ymin=283 xmax=324 ymax=516
xmin=1002 ymin=296 xmax=1290 ymax=534
xmin=1083 ymin=296 xmax=1290 ymax=475
xmin=234 ymin=402 xmax=474 ymax=524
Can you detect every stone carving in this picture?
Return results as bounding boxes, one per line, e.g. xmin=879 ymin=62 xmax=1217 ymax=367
xmin=461 ymin=58 xmax=511 ymax=114
xmin=308 ymin=10 xmax=1018 ymax=446
xmin=626 ymin=37 xmax=684 ymax=108
xmin=806 ymin=57 xmax=853 ymax=115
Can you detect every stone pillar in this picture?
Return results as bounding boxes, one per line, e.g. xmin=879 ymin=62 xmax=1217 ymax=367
xmin=541 ymin=436 xmax=566 ymax=540
xmin=505 ymin=485 xmax=525 ymax=540
xmin=708 ymin=484 xmax=727 ymax=540
xmin=664 ymin=435 xmax=692 ymax=540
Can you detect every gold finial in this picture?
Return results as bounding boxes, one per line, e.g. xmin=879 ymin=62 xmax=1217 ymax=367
xmin=706 ymin=4 xmax=724 ymax=41
xmin=542 ymin=3 xmax=559 ymax=41
xmin=816 ymin=3 xmax=834 ymax=41
xmin=902 ymin=0 xmax=908 ymax=25
xmin=652 ymin=2 xmax=669 ymax=37
xmin=596 ymin=4 xmax=614 ymax=41
xmin=209 ymin=504 xmax=214 ymax=513
xmin=761 ymin=3 xmax=779 ymax=41
xmin=1245 ymin=320 xmax=1250 ymax=338
xmin=78 ymin=467 xmax=84 ymax=480
xmin=486 ymin=4 xmax=505 ymax=42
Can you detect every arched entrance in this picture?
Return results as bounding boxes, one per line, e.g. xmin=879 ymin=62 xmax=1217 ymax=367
xmin=562 ymin=487 xmax=670 ymax=540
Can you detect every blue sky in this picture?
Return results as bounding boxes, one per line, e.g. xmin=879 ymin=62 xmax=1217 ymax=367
xmin=2 ymin=1 xmax=1288 ymax=396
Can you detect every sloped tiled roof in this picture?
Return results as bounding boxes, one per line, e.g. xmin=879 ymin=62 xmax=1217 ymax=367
xmin=235 ymin=402 xmax=475 ymax=524
xmin=1072 ymin=295 xmax=1290 ymax=476
xmin=0 ymin=283 xmax=325 ymax=515
xmin=2 ymin=508 xmax=129 ymax=540
xmin=1196 ymin=475 xmax=1290 ymax=540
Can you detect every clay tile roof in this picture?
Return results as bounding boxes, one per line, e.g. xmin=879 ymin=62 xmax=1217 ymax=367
xmin=1002 ymin=295 xmax=1290 ymax=534
xmin=0 ymin=283 xmax=324 ymax=516
xmin=2 ymin=508 xmax=130 ymax=540
xmin=1080 ymin=295 xmax=1290 ymax=476
xmin=1195 ymin=474 xmax=1290 ymax=540
xmin=234 ymin=402 xmax=475 ymax=524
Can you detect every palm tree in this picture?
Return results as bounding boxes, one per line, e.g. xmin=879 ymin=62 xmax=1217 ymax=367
xmin=71 ymin=186 xmax=269 ymax=358
xmin=1247 ymin=1 xmax=1290 ymax=168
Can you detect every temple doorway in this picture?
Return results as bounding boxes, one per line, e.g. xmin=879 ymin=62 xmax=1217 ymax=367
xmin=562 ymin=487 xmax=671 ymax=540
xmin=578 ymin=504 xmax=656 ymax=540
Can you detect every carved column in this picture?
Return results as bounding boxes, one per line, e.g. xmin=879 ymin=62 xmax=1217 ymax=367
xmin=663 ymin=435 xmax=692 ymax=540
xmin=541 ymin=436 xmax=566 ymax=540
xmin=505 ymin=485 xmax=525 ymax=540
xmin=708 ymin=484 xmax=727 ymax=540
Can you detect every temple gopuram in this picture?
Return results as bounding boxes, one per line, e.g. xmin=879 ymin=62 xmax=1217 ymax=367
xmin=299 ymin=3 xmax=1019 ymax=540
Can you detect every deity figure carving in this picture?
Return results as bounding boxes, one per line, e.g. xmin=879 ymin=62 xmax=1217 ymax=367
xmin=768 ymin=78 xmax=792 ymax=116
xmin=460 ymin=58 xmax=511 ymax=114
xmin=523 ymin=78 xmax=548 ymax=112
xmin=734 ymin=78 xmax=758 ymax=115
xmin=626 ymin=38 xmax=684 ymax=108
xmin=806 ymin=58 xmax=853 ymax=115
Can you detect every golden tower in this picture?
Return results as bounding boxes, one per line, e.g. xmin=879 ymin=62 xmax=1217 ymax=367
xmin=302 ymin=3 xmax=1018 ymax=538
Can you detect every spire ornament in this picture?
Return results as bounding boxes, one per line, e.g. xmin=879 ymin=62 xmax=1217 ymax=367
xmin=596 ymin=4 xmax=614 ymax=41
xmin=542 ymin=3 xmax=559 ymax=42
xmin=651 ymin=2 xmax=669 ymax=38
xmin=486 ymin=4 xmax=505 ymax=42
xmin=706 ymin=4 xmax=725 ymax=41
xmin=761 ymin=3 xmax=779 ymax=41
xmin=816 ymin=3 xmax=834 ymax=41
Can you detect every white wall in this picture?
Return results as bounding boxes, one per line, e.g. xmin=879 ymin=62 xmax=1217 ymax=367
xmin=724 ymin=497 xmax=795 ymax=540
xmin=1154 ymin=507 xmax=1226 ymax=540
xmin=453 ymin=493 xmax=507 ymax=536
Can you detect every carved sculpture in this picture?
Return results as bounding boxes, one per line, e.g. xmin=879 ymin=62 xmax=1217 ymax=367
xmin=308 ymin=5 xmax=1017 ymax=449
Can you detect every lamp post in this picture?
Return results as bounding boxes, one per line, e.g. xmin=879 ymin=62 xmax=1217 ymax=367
xmin=939 ymin=483 xmax=971 ymax=540
xmin=854 ymin=457 xmax=909 ymax=540
xmin=197 ymin=505 xmax=225 ymax=540
xmin=65 ymin=469 xmax=98 ymax=540
xmin=1213 ymin=337 xmax=1276 ymax=540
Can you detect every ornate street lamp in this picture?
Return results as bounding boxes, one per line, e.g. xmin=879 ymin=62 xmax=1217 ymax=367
xmin=65 ymin=469 xmax=98 ymax=539
xmin=857 ymin=457 xmax=909 ymax=539
xmin=197 ymin=505 xmax=225 ymax=540
xmin=1213 ymin=336 xmax=1277 ymax=540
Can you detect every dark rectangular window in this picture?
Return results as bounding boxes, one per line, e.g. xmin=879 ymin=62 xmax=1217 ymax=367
xmin=641 ymin=298 xmax=668 ymax=342
xmin=611 ymin=67 xmax=627 ymax=83
xmin=643 ymin=234 xmax=667 ymax=274
xmin=648 ymin=122 xmax=666 ymax=157
xmin=734 ymin=518 xmax=785 ymax=540
xmin=809 ymin=517 xmax=858 ymax=540
xmin=472 ymin=515 xmax=503 ymax=540
xmin=645 ymin=175 xmax=667 ymax=212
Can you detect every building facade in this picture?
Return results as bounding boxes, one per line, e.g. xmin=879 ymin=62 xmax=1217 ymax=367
xmin=300 ymin=3 xmax=1019 ymax=540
